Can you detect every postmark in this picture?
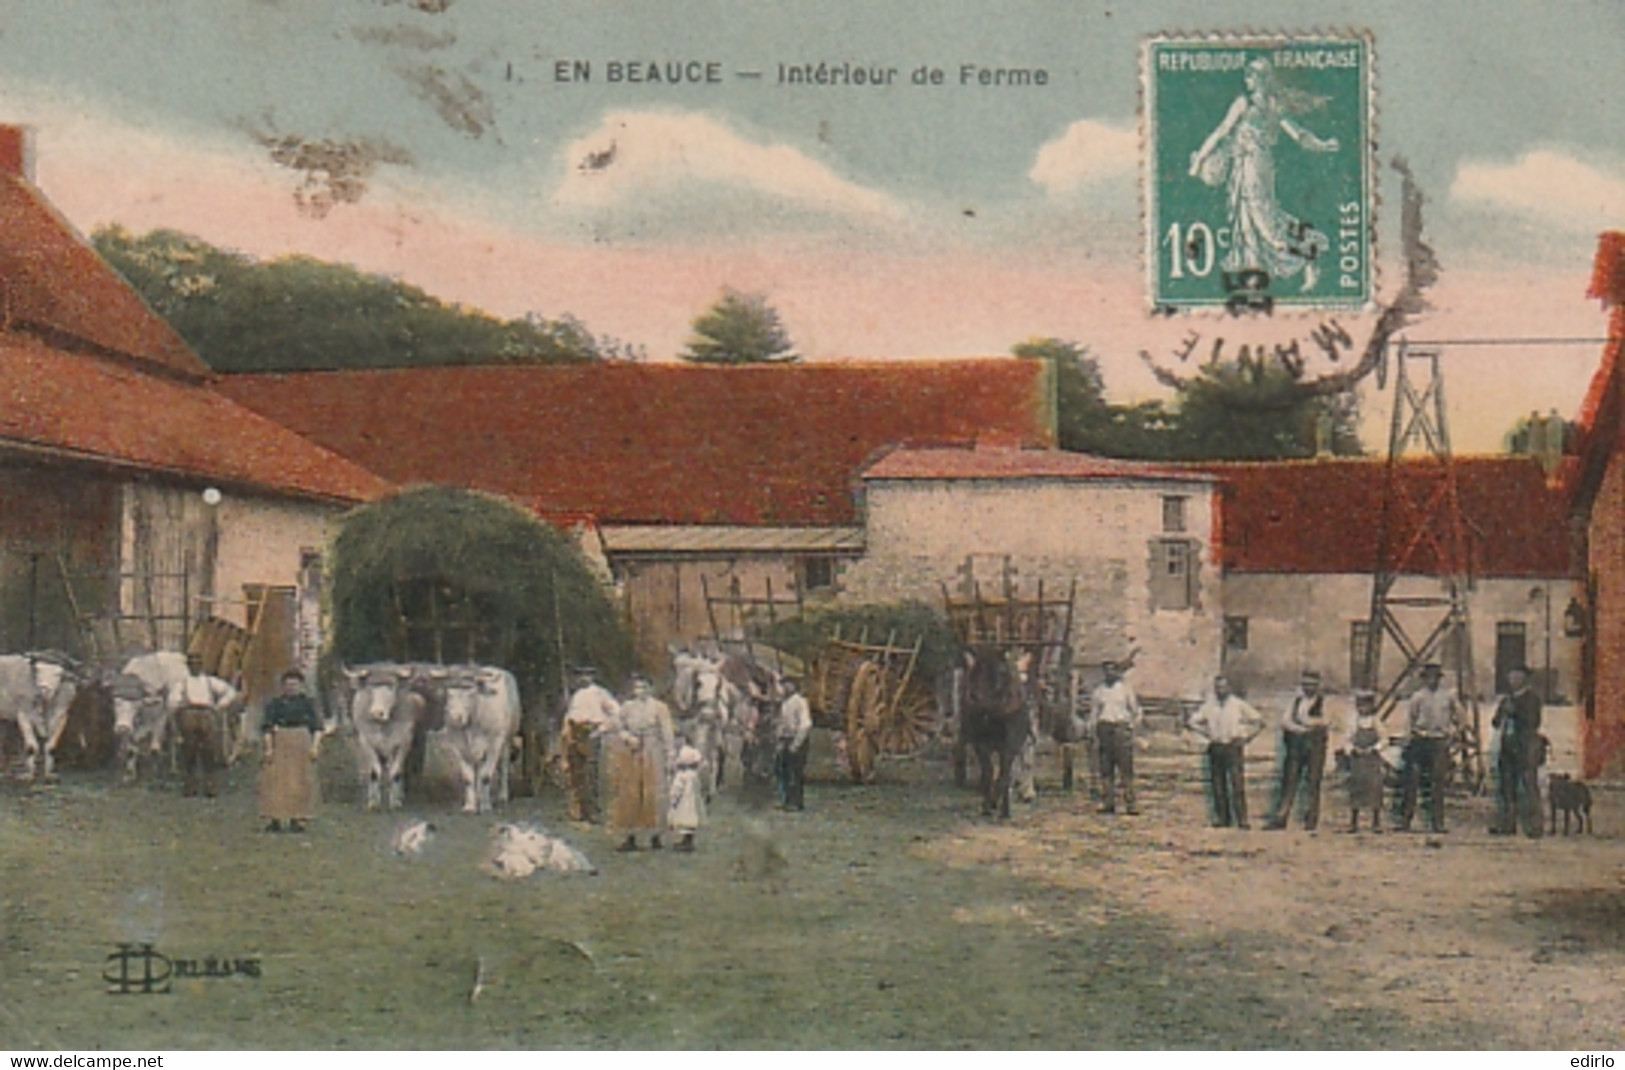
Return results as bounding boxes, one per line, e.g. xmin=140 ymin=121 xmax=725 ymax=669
xmin=1145 ymin=33 xmax=1373 ymax=313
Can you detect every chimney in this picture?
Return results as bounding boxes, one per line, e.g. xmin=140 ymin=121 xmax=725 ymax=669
xmin=0 ymin=125 xmax=35 ymax=182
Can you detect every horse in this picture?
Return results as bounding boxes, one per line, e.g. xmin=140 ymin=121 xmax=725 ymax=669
xmin=670 ymin=647 xmax=742 ymax=800
xmin=959 ymin=644 xmax=1033 ymax=819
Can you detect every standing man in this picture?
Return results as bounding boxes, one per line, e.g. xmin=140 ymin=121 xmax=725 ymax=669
xmin=1187 ymin=675 xmax=1264 ymax=829
xmin=1491 ymin=665 xmax=1543 ymax=838
xmin=259 ymin=668 xmax=322 ymax=833
xmin=1266 ymin=670 xmax=1330 ymax=831
xmin=608 ymin=674 xmax=675 ymax=851
xmin=562 ymin=666 xmax=618 ymax=823
xmin=1401 ymin=663 xmax=1460 ymax=833
xmin=166 ymin=652 xmax=239 ymax=799
xmin=1090 ymin=660 xmax=1143 ymax=816
xmin=775 ymin=674 xmax=813 ymax=811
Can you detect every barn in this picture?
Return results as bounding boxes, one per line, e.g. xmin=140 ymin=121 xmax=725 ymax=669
xmin=217 ymin=360 xmax=1056 ymax=666
xmin=1205 ymin=458 xmax=1578 ymax=704
xmin=0 ymin=124 xmax=390 ymax=711
xmin=1567 ymin=231 xmax=1625 ymax=779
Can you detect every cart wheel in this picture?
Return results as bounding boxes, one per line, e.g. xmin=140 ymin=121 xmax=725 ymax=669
xmin=845 ymin=662 xmax=884 ymax=783
xmin=876 ymin=682 xmax=939 ymax=757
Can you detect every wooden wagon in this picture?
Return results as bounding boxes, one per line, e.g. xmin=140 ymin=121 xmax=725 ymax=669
xmin=942 ymin=579 xmax=1079 ymax=784
xmin=805 ymin=627 xmax=940 ymax=783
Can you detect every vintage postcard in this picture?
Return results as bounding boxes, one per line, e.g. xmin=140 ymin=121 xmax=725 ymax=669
xmin=1 ymin=0 xmax=1622 ymax=1053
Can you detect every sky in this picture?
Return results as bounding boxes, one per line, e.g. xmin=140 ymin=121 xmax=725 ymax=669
xmin=1 ymin=0 xmax=1621 ymax=452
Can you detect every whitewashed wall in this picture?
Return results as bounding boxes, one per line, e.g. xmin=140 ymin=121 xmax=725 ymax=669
xmin=840 ymin=477 xmax=1221 ymax=699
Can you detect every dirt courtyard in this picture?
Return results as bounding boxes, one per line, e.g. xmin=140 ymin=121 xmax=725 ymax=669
xmin=1 ymin=739 xmax=1621 ymax=1050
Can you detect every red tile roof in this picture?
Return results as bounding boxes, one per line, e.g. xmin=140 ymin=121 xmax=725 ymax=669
xmin=1198 ymin=457 xmax=1570 ymax=578
xmin=1 ymin=331 xmax=392 ymax=504
xmin=216 ymin=361 xmax=1053 ymax=526
xmin=862 ymin=443 xmax=1213 ymax=484
xmin=0 ymin=172 xmax=209 ymax=379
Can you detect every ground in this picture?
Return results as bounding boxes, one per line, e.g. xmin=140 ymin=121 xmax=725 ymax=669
xmin=1 ymin=736 xmax=1620 ymax=1050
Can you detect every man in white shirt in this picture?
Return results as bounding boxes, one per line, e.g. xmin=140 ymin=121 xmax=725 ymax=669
xmin=562 ymin=666 xmax=619 ymax=823
xmin=774 ymin=675 xmax=813 ymax=811
xmin=1402 ymin=662 xmax=1460 ymax=833
xmin=1090 ymin=660 xmax=1143 ymax=815
xmin=165 ymin=652 xmax=239 ymax=798
xmin=1266 ymin=669 xmax=1330 ymax=831
xmin=1186 ymin=675 xmax=1264 ymax=829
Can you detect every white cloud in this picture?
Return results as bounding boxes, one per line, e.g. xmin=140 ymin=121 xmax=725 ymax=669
xmin=551 ymin=110 xmax=904 ymax=220
xmin=1028 ymin=119 xmax=1137 ymax=197
xmin=1451 ymin=149 xmax=1625 ymax=230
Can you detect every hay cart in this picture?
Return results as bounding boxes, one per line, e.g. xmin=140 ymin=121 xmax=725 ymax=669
xmin=806 ymin=628 xmax=940 ymax=783
xmin=941 ymin=579 xmax=1078 ymax=786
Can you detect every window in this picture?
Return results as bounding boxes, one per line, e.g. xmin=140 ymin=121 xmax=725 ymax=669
xmin=1224 ymin=616 xmax=1249 ymax=651
xmin=800 ymin=556 xmax=835 ymax=593
xmin=1349 ymin=620 xmax=1372 ymax=690
xmin=1149 ymin=538 xmax=1196 ymax=610
xmin=1161 ymin=495 xmax=1188 ymax=534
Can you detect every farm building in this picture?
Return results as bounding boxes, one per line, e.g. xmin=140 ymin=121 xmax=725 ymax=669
xmin=1204 ymin=458 xmax=1578 ymax=704
xmin=217 ymin=361 xmax=1056 ymax=665
xmin=1567 ymin=231 xmax=1625 ymax=779
xmin=0 ymin=124 xmax=390 ymax=708
xmin=838 ymin=442 xmax=1221 ymax=700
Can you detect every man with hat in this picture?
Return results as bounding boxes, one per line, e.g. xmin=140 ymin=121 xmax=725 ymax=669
xmin=1186 ymin=674 xmax=1265 ymax=829
xmin=1401 ymin=662 xmax=1461 ymax=833
xmin=562 ymin=665 xmax=618 ymax=823
xmin=165 ymin=651 xmax=240 ymax=799
xmin=1266 ymin=669 xmax=1330 ymax=831
xmin=1490 ymin=665 xmax=1543 ymax=838
xmin=774 ymin=673 xmax=813 ymax=811
xmin=1089 ymin=659 xmax=1143 ymax=815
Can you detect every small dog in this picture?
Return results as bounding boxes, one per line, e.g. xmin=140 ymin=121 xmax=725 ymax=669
xmin=1548 ymin=773 xmax=1593 ymax=835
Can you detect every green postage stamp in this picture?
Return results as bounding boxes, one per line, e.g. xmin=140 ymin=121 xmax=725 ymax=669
xmin=1145 ymin=34 xmax=1373 ymax=313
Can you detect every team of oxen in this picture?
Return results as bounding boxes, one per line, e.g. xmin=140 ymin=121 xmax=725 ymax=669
xmin=2 ymin=639 xmax=1037 ymax=819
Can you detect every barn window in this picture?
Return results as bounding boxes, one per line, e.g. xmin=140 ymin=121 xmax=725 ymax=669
xmin=1161 ymin=495 xmax=1188 ymax=534
xmin=1149 ymin=538 xmax=1197 ymax=611
xmin=1224 ymin=616 xmax=1249 ymax=651
xmin=800 ymin=556 xmax=835 ymax=593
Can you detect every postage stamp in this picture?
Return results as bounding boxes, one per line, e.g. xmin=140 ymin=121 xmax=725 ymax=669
xmin=1144 ymin=33 xmax=1373 ymax=313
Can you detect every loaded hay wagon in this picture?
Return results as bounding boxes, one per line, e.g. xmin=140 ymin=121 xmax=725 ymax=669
xmin=941 ymin=578 xmax=1078 ymax=786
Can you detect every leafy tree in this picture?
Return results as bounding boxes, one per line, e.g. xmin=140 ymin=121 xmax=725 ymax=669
xmin=1012 ymin=336 xmax=1360 ymax=461
xmin=93 ymin=226 xmax=639 ymax=372
xmin=680 ymin=288 xmax=798 ymax=364
xmin=1172 ymin=357 xmax=1363 ymax=460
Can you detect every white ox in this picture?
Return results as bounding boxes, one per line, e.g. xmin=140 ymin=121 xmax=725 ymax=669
xmin=345 ymin=663 xmax=427 ymax=811
xmin=110 ymin=651 xmax=190 ymax=780
xmin=435 ymin=666 xmax=522 ymax=814
xmin=0 ymin=654 xmax=80 ymax=780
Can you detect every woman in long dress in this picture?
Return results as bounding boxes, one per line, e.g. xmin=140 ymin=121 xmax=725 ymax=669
xmin=1189 ymin=57 xmax=1340 ymax=293
xmin=1347 ymin=694 xmax=1386 ymax=833
xmin=608 ymin=675 xmax=674 ymax=851
xmin=260 ymin=669 xmax=322 ymax=833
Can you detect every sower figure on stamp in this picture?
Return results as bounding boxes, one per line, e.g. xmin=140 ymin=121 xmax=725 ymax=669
xmin=562 ymin=666 xmax=618 ymax=824
xmin=1491 ymin=665 xmax=1544 ymax=838
xmin=609 ymin=674 xmax=674 ymax=852
xmin=1266 ymin=669 xmax=1330 ymax=831
xmin=166 ymin=652 xmax=239 ymax=799
xmin=1090 ymin=659 xmax=1142 ymax=816
xmin=1186 ymin=675 xmax=1264 ymax=829
xmin=1346 ymin=691 xmax=1386 ymax=833
xmin=260 ymin=668 xmax=322 ymax=833
xmin=1401 ymin=663 xmax=1460 ymax=833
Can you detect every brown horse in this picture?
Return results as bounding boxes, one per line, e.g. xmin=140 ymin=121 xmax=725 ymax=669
xmin=960 ymin=644 xmax=1032 ymax=819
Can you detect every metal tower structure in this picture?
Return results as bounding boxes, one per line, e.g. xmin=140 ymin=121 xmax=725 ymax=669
xmin=1360 ymin=340 xmax=1484 ymax=787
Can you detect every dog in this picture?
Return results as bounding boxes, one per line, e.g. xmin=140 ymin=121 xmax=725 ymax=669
xmin=1547 ymin=773 xmax=1593 ymax=835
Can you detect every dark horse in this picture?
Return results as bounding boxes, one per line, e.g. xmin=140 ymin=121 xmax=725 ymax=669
xmin=960 ymin=644 xmax=1031 ymax=819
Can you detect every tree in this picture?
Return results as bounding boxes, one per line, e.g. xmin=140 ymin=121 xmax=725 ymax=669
xmin=1172 ymin=357 xmax=1363 ymax=460
xmin=1013 ymin=337 xmax=1185 ymax=459
xmin=92 ymin=226 xmax=637 ymax=372
xmin=680 ymin=289 xmax=798 ymax=364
